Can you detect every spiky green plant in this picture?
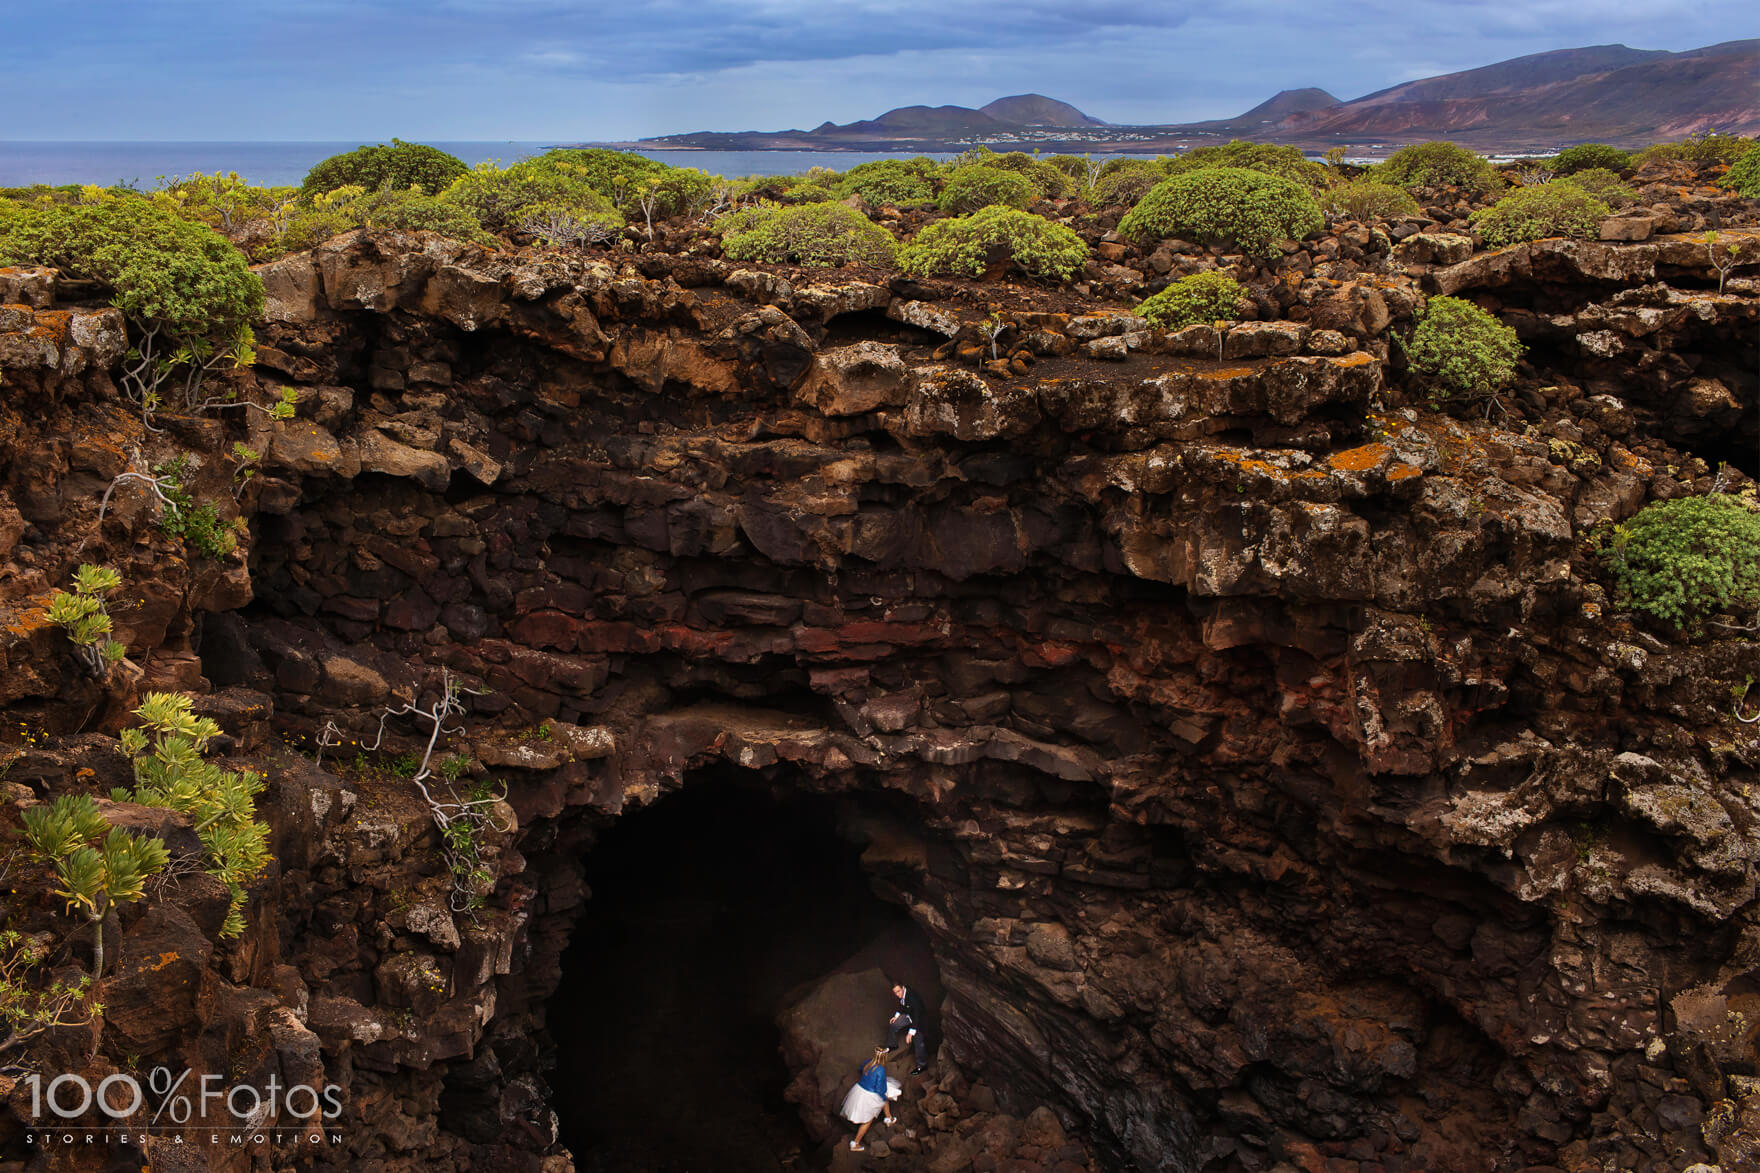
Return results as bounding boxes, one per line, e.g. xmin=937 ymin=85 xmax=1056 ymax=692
xmin=113 ymin=692 xmax=270 ymax=938
xmin=45 ymin=564 xmax=127 ymax=676
xmin=20 ymin=794 xmax=168 ymax=977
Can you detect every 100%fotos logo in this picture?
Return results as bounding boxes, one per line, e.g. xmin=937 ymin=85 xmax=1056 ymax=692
xmin=21 ymin=1066 xmax=343 ymax=1126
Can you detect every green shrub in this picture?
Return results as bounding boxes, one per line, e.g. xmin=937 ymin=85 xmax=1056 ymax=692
xmin=1374 ymin=141 xmax=1502 ymax=193
xmin=528 ymin=149 xmax=714 ymax=220
xmin=0 ymin=197 xmax=264 ymax=415
xmin=153 ymin=172 xmax=284 ymax=235
xmin=781 ymin=182 xmax=838 ymax=204
xmin=21 ymin=794 xmax=167 ymax=977
xmin=1119 ymin=167 xmax=1323 ymax=256
xmin=532 ymin=147 xmax=669 ymax=199
xmin=1557 ymin=167 xmax=1637 ymax=209
xmin=625 ymin=166 xmax=717 ymax=225
xmin=340 ymin=186 xmax=495 ymax=244
xmin=442 ymin=160 xmax=624 ymax=235
xmin=1325 ymin=180 xmax=1421 ymax=221
xmin=301 ymin=140 xmax=469 ymax=196
xmin=1103 ymin=156 xmax=1159 ymax=176
xmin=719 ymin=202 xmax=897 ymax=268
xmin=46 ymin=564 xmax=127 ymax=675
xmin=988 ymin=152 xmax=1072 ymax=199
xmin=1720 ymin=143 xmax=1760 ymax=198
xmin=1090 ymin=161 xmax=1163 ymax=207
xmin=1402 ymin=295 xmax=1522 ymax=403
xmin=1470 ymin=183 xmax=1609 ymax=247
xmin=938 ymin=166 xmax=1035 ymax=214
xmin=1165 ymin=140 xmax=1329 ymax=189
xmin=1633 ymin=132 xmax=1754 ymax=168
xmin=836 ymin=159 xmax=937 ymax=207
xmin=899 ymin=205 xmax=1088 ymax=281
xmin=1552 ymin=144 xmax=1632 ymax=175
xmin=1044 ymin=154 xmax=1094 ymax=179
xmin=1602 ymin=495 xmax=1760 ymax=629
xmin=0 ymin=197 xmax=261 ymax=341
xmin=114 ymin=692 xmax=271 ymax=939
xmin=1134 ymin=271 xmax=1245 ymax=329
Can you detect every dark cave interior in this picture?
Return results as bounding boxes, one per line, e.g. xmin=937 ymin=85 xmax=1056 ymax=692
xmin=546 ymin=773 xmax=940 ymax=1173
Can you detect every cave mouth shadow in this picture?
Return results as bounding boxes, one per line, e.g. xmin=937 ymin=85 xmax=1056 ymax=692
xmin=546 ymin=771 xmax=938 ymax=1173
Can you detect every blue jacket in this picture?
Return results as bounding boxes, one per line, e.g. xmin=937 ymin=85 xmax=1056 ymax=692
xmin=858 ymin=1062 xmax=888 ymax=1095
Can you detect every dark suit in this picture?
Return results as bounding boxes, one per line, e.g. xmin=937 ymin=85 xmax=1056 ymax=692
xmin=887 ymin=987 xmax=928 ymax=1067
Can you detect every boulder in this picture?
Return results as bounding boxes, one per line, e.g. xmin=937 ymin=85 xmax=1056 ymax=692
xmin=797 ymin=342 xmax=915 ymax=415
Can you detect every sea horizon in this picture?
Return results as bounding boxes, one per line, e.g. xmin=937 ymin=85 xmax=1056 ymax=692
xmin=0 ymin=141 xmax=991 ymax=188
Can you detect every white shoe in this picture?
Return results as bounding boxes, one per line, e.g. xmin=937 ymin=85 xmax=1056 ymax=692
xmin=850 ymin=1141 xmax=865 ymax=1151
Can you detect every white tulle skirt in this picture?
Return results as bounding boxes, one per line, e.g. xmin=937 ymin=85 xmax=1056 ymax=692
xmin=840 ymin=1077 xmax=902 ymax=1123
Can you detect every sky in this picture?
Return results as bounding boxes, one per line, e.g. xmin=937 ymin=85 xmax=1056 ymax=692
xmin=0 ymin=0 xmax=1753 ymax=141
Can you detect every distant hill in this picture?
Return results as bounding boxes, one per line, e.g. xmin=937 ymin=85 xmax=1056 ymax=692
xmin=601 ymin=40 xmax=1757 ymax=154
xmin=979 ymin=94 xmax=1108 ymax=127
xmin=1229 ymin=88 xmax=1342 ymax=125
xmin=820 ymin=104 xmax=1004 ymax=139
xmin=1348 ymin=44 xmax=1668 ymax=106
xmin=1271 ymin=39 xmax=1760 ymax=143
xmin=810 ymin=95 xmax=1106 ymax=140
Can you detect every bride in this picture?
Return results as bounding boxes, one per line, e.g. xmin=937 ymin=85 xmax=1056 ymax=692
xmin=840 ymin=1045 xmax=902 ymax=1152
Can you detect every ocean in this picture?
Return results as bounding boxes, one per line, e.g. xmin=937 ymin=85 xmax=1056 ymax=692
xmin=0 ymin=142 xmax=974 ymax=188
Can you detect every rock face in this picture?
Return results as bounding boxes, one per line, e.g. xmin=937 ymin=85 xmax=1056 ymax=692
xmin=0 ymin=206 xmax=1756 ymax=1173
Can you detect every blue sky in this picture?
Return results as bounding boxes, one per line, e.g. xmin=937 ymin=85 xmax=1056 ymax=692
xmin=1 ymin=0 xmax=1752 ymax=140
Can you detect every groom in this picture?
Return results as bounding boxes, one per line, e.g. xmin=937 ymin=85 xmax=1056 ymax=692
xmin=886 ymin=981 xmax=929 ymax=1075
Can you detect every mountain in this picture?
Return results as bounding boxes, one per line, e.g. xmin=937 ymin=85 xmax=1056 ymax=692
xmin=979 ymin=94 xmax=1108 ymax=127
xmin=820 ymin=104 xmax=1005 ymax=139
xmin=1229 ymin=88 xmax=1342 ymax=125
xmin=601 ymin=40 xmax=1756 ymax=153
xmin=1270 ymin=39 xmax=1760 ymax=144
xmin=1194 ymin=88 xmax=1342 ymax=134
xmin=1346 ymin=44 xmax=1668 ymax=106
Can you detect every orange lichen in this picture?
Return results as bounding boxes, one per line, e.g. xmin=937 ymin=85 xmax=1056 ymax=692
xmin=1386 ymin=463 xmax=1422 ymax=480
xmin=1328 ymin=443 xmax=1390 ymax=472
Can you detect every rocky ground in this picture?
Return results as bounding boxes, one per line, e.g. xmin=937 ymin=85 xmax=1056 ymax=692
xmin=0 ymin=158 xmax=1756 ymax=1173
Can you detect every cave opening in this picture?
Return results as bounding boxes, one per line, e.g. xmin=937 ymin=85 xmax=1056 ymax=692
xmin=546 ymin=771 xmax=940 ymax=1173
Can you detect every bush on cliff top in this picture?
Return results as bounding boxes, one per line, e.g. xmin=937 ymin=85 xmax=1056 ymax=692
xmin=1633 ymin=131 xmax=1753 ymax=168
xmin=1134 ymin=271 xmax=1245 ymax=329
xmin=336 ymin=186 xmax=499 ymax=246
xmin=899 ymin=205 xmax=1088 ymax=281
xmin=1601 ymin=495 xmax=1760 ymax=630
xmin=719 ymin=202 xmax=898 ymax=268
xmin=442 ymin=160 xmax=624 ymax=236
xmin=1401 ymin=295 xmax=1522 ymax=405
xmin=535 ymin=149 xmax=712 ymax=219
xmin=301 ymin=140 xmax=469 ymax=196
xmin=1164 ymin=140 xmax=1329 ymax=190
xmin=0 ymin=197 xmax=262 ymax=340
xmin=1551 ymin=143 xmax=1632 ymax=176
xmin=1721 ymin=143 xmax=1760 ymax=198
xmin=1469 ymin=183 xmax=1609 ymax=248
xmin=1557 ymin=167 xmax=1637 ymax=210
xmin=1373 ymin=141 xmax=1501 ymax=194
xmin=938 ymin=166 xmax=1036 ymax=214
xmin=1090 ymin=161 xmax=1163 ymax=208
xmin=1119 ymin=167 xmax=1322 ymax=256
xmin=986 ymin=152 xmax=1072 ymax=199
xmin=1325 ymin=180 xmax=1421 ymax=222
xmin=835 ymin=159 xmax=938 ymax=207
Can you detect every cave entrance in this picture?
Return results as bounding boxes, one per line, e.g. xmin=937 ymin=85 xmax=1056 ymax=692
xmin=548 ymin=772 xmax=939 ymax=1172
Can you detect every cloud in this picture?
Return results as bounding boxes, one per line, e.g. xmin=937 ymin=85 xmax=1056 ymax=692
xmin=0 ymin=0 xmax=1750 ymax=140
